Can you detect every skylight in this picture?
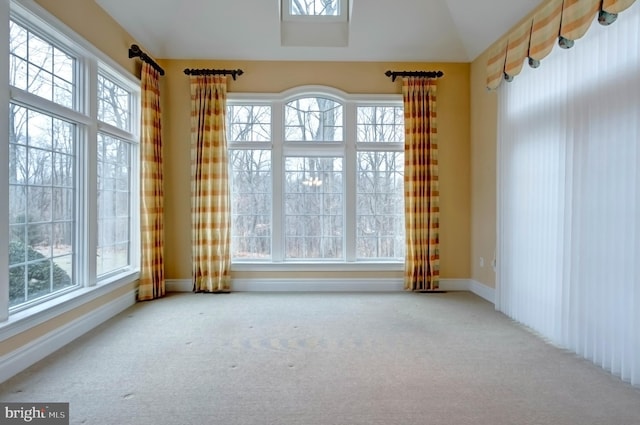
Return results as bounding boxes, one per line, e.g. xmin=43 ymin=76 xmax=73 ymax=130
xmin=281 ymin=0 xmax=351 ymax=47
xmin=290 ymin=0 xmax=341 ymax=16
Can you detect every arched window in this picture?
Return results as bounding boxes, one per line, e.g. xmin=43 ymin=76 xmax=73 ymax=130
xmin=227 ymin=87 xmax=404 ymax=265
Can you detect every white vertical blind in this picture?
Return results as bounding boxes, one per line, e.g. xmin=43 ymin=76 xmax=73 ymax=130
xmin=497 ymin=2 xmax=639 ymax=386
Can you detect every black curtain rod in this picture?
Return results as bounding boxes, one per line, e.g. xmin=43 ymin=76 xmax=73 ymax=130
xmin=128 ymin=44 xmax=165 ymax=76
xmin=183 ymin=68 xmax=244 ymax=80
xmin=385 ymin=70 xmax=444 ymax=82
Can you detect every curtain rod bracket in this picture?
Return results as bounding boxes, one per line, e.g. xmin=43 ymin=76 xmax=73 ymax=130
xmin=128 ymin=44 xmax=165 ymax=76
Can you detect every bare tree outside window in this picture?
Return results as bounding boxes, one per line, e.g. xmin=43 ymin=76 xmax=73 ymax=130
xmin=96 ymin=73 xmax=134 ymax=276
xmin=356 ymin=106 xmax=405 ymax=259
xmin=285 ymin=97 xmax=342 ymax=142
xmin=227 ymin=105 xmax=272 ymax=259
xmin=8 ymin=106 xmax=75 ymax=307
xmin=283 ymin=96 xmax=344 ymax=259
xmin=8 ymin=20 xmax=77 ymax=307
xmin=285 ymin=156 xmax=343 ymax=259
xmin=226 ymin=94 xmax=404 ymax=263
xmin=98 ymin=74 xmax=131 ymax=132
xmin=290 ymin=0 xmax=339 ymax=16
xmin=97 ymin=134 xmax=131 ymax=275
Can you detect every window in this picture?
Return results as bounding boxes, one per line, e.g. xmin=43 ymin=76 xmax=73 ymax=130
xmin=9 ymin=19 xmax=76 ymax=109
xmin=227 ymin=88 xmax=404 ymax=264
xmin=96 ymin=133 xmax=132 ymax=276
xmin=280 ymin=0 xmax=350 ymax=47
xmin=355 ymin=106 xmax=405 ymax=259
xmin=227 ymin=104 xmax=272 ymax=259
xmin=4 ymin=2 xmax=139 ymax=314
xmin=8 ymin=105 xmax=76 ymax=307
xmin=96 ymin=73 xmax=136 ymax=277
xmin=284 ymin=0 xmax=347 ymax=19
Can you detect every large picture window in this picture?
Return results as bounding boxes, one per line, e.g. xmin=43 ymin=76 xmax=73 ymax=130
xmin=227 ymin=89 xmax=404 ymax=264
xmin=3 ymin=2 xmax=140 ymax=314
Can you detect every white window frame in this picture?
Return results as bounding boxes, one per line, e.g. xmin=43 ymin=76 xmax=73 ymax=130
xmin=0 ymin=0 xmax=140 ymax=337
xmin=228 ymin=86 xmax=404 ymax=272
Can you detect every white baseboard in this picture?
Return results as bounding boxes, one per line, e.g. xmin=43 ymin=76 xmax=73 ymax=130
xmin=166 ymin=277 xmax=496 ymax=303
xmin=167 ymin=278 xmax=404 ymax=292
xmin=233 ymin=278 xmax=404 ymax=292
xmin=166 ymin=279 xmax=193 ymax=292
xmin=468 ymin=280 xmax=495 ymax=304
xmin=438 ymin=279 xmax=470 ymax=291
xmin=0 ymin=290 xmax=136 ymax=384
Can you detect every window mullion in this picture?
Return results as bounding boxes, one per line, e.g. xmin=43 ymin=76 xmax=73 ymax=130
xmin=272 ymin=100 xmax=284 ymax=262
xmin=82 ymin=58 xmax=99 ymax=287
xmin=344 ymin=101 xmax=357 ymax=262
xmin=9 ymin=88 xmax=93 ymax=126
xmin=97 ymin=122 xmax=136 ymax=142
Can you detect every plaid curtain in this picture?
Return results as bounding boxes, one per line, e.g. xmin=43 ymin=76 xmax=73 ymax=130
xmin=402 ymin=77 xmax=439 ymax=291
xmin=138 ymin=62 xmax=165 ymax=301
xmin=189 ymin=75 xmax=231 ymax=293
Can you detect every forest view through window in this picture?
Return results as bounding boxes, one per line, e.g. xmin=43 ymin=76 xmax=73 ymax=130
xmin=227 ymin=89 xmax=405 ymax=263
xmin=5 ymin=7 xmax=139 ymax=312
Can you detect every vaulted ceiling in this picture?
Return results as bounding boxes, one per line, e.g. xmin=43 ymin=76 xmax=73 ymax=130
xmin=95 ymin=0 xmax=542 ymax=62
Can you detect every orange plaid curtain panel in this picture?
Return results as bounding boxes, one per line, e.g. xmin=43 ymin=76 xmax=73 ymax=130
xmin=402 ymin=77 xmax=440 ymax=292
xmin=138 ymin=62 xmax=166 ymax=301
xmin=189 ymin=75 xmax=231 ymax=293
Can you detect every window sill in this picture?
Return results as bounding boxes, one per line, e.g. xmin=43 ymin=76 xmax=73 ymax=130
xmin=0 ymin=270 xmax=139 ymax=342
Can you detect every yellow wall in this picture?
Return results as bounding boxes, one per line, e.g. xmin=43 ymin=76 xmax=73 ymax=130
xmin=470 ymin=51 xmax=498 ymax=288
xmin=159 ymin=60 xmax=471 ymax=280
xmin=34 ymin=0 xmax=139 ymax=75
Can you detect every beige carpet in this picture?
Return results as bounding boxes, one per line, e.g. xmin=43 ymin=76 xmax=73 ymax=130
xmin=1 ymin=291 xmax=639 ymax=425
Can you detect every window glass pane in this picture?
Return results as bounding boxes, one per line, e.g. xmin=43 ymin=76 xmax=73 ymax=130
xmin=285 ymin=97 xmax=343 ymax=141
xmin=227 ymin=105 xmax=271 ymax=142
xmin=290 ymin=0 xmax=340 ymax=16
xmin=98 ymin=74 xmax=132 ymax=132
xmin=356 ymin=151 xmax=405 ymax=259
xmin=357 ymin=106 xmax=404 ymax=143
xmin=229 ymin=150 xmax=272 ymax=259
xmin=9 ymin=20 xmax=76 ymax=109
xmin=284 ymin=156 xmax=343 ymax=259
xmin=9 ymin=104 xmax=76 ymax=308
xmin=97 ymin=134 xmax=132 ymax=275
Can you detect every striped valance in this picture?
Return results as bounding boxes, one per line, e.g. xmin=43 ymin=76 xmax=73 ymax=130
xmin=486 ymin=0 xmax=637 ymax=89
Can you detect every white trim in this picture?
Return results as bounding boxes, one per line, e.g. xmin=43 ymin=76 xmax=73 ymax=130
xmin=166 ymin=279 xmax=193 ymax=293
xmin=0 ymin=0 xmax=10 ymax=323
xmin=0 ymin=289 xmax=136 ymax=384
xmin=166 ymin=277 xmax=496 ymax=302
xmin=227 ymin=86 xmax=401 ymax=103
xmin=0 ymin=272 xmax=138 ymax=341
xmin=233 ymin=278 xmax=404 ymax=292
xmin=9 ymin=88 xmax=93 ymax=126
xmin=438 ymin=279 xmax=470 ymax=291
xmin=468 ymin=280 xmax=496 ymax=304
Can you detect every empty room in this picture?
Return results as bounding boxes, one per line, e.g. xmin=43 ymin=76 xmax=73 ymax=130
xmin=0 ymin=0 xmax=639 ymax=424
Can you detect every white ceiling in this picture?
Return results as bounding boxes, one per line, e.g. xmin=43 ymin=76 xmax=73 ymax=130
xmin=95 ymin=0 xmax=541 ymax=62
